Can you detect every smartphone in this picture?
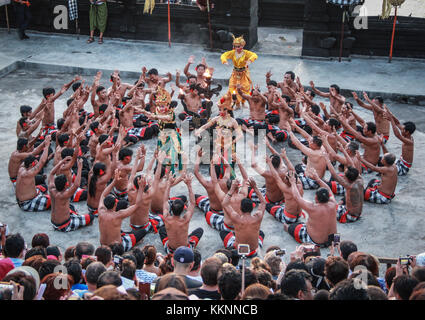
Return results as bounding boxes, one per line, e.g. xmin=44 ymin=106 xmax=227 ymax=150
xmin=238 ymin=244 xmax=250 ymax=256
xmin=333 ymin=233 xmax=340 ymax=244
xmin=113 ymin=255 xmax=123 ymax=266
xmin=275 ymin=249 xmax=286 ymax=256
xmin=303 ymin=243 xmax=316 ymax=252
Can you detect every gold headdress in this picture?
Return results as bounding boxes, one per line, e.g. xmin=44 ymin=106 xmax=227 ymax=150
xmin=232 ymin=35 xmax=246 ymax=47
xmin=218 ymin=92 xmax=233 ymax=111
xmin=154 ymin=86 xmax=171 ymax=106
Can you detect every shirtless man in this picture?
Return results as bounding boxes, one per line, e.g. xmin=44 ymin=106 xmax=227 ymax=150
xmin=34 ymin=76 xmax=82 ymax=138
xmin=17 ymin=112 xmax=43 ymax=139
xmin=98 ymin=170 xmax=148 ymax=252
xmin=87 ymin=147 xmax=118 ymax=216
xmin=323 ymin=153 xmax=364 ymax=223
xmin=236 ymin=84 xmax=267 ymax=130
xmin=383 ymin=107 xmax=415 ymax=176
xmin=353 ymin=92 xmax=390 ymax=144
xmin=219 ymin=178 xmax=266 ymax=258
xmin=128 ymin=159 xmax=164 ymax=234
xmin=177 ymin=83 xmax=204 ymax=129
xmin=108 ymin=70 xmax=135 ymax=99
xmin=112 ymin=145 xmax=146 ymax=200
xmin=200 ymin=153 xmax=248 ymax=232
xmin=143 ymin=67 xmax=172 ymax=90
xmin=249 ymin=139 xmax=286 ymax=204
xmin=49 ymin=157 xmax=95 ymax=232
xmin=16 ymin=104 xmax=41 ymax=137
xmin=310 ymin=82 xmax=345 ymax=115
xmin=90 ymin=71 xmax=109 ymax=118
xmin=120 ymin=100 xmax=157 ymax=143
xmin=149 ymin=152 xmax=187 ymax=215
xmin=285 ymin=168 xmax=337 ymax=247
xmin=266 ymin=71 xmax=299 ymax=104
xmin=266 ymin=149 xmax=305 ymax=225
xmin=184 ymin=55 xmax=212 ymax=89
xmin=16 ymin=135 xmax=52 ymax=212
xmin=158 ymin=173 xmax=204 ymax=254
xmin=362 ymin=153 xmax=398 ymax=204
xmin=94 ymin=133 xmax=120 ymax=169
xmin=287 ymin=119 xmax=327 ymax=190
xmin=9 ymin=138 xmax=47 ymax=188
xmin=338 ymin=115 xmax=381 ymax=172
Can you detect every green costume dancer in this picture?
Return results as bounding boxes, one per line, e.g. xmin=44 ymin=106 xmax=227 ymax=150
xmin=88 ymin=1 xmax=108 ymax=44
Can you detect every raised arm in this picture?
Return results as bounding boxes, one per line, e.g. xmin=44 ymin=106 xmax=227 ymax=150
xmin=309 ymin=81 xmax=329 ymax=98
xmin=352 ymin=91 xmax=372 ymax=111
xmin=194 ymin=148 xmax=208 ymax=187
xmin=183 ymin=173 xmax=196 ymax=222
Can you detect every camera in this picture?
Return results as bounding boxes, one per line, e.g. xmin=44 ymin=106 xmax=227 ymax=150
xmin=113 ymin=255 xmax=123 ymax=266
xmin=0 ymin=282 xmax=14 ymax=294
xmin=399 ymin=256 xmax=411 ymax=266
xmin=238 ymin=244 xmax=250 ymax=256
xmin=275 ymin=249 xmax=286 ymax=256
xmin=333 ymin=233 xmax=340 ymax=244
xmin=302 ymin=243 xmax=317 ymax=252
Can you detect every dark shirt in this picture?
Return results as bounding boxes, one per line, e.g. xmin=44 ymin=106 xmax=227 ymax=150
xmin=189 ymin=288 xmax=221 ymax=300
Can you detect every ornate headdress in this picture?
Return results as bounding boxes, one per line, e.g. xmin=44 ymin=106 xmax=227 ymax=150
xmin=218 ymin=92 xmax=233 ymax=111
xmin=154 ymin=86 xmax=171 ymax=107
xmin=232 ymin=35 xmax=246 ymax=47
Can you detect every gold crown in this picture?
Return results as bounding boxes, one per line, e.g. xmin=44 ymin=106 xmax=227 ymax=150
xmin=155 ymin=86 xmax=171 ymax=106
xmin=218 ymin=92 xmax=233 ymax=111
xmin=232 ymin=35 xmax=246 ymax=47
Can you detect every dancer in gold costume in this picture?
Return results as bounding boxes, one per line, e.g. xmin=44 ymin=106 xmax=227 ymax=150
xmin=220 ymin=35 xmax=258 ymax=108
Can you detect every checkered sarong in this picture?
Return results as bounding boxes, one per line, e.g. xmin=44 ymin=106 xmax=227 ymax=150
xmin=336 ymin=205 xmax=361 ymax=223
xmin=18 ymin=187 xmax=51 ymax=212
xmin=266 ymin=203 xmax=302 ymax=224
xmin=364 ymin=180 xmax=395 ymax=204
xmin=121 ymin=233 xmax=137 ymax=252
xmin=130 ymin=212 xmax=164 ymax=233
xmin=52 ymin=208 xmax=94 ymax=232
xmin=396 ymin=157 xmax=411 ymax=176
xmin=68 ymin=0 xmax=78 ymax=21
xmin=327 ymin=0 xmax=364 ymax=6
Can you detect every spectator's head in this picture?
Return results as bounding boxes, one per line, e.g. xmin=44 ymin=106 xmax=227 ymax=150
xmin=348 ymin=269 xmax=380 ymax=288
xmin=142 ymin=245 xmax=157 ymax=266
xmin=339 ymin=241 xmax=358 ymax=261
xmin=25 ymin=246 xmax=47 ymax=260
xmin=4 ymin=233 xmax=26 ymax=259
xmin=264 ymin=251 xmax=282 ymax=277
xmin=200 ymin=257 xmax=222 ymax=287
xmin=75 ymin=242 xmax=95 ymax=261
xmin=385 ymin=267 xmax=396 ymax=290
xmin=85 ymin=262 xmax=107 ymax=288
xmin=250 ymin=257 xmax=272 ymax=274
xmin=4 ymin=266 xmax=40 ymax=300
xmin=324 ymin=256 xmax=349 ymax=287
xmin=156 ymin=273 xmax=188 ymax=295
xmin=97 ymin=271 xmax=122 ymax=289
xmin=256 ymin=269 xmax=275 ymax=291
xmin=409 ymin=283 xmax=425 ymax=300
xmin=367 ymin=286 xmax=388 ymax=300
xmin=285 ymin=260 xmax=309 ymax=274
xmin=46 ymin=246 xmax=62 ymax=261
xmin=159 ymin=254 xmax=174 ymax=275
xmin=393 ymin=275 xmax=419 ymax=300
xmin=64 ymin=246 xmax=76 ymax=261
xmin=41 ymin=273 xmax=74 ymax=300
xmin=412 ymin=266 xmax=425 ymax=282
xmin=214 ymin=248 xmax=232 ymax=263
xmin=131 ymin=247 xmax=145 ymax=270
xmin=38 ymin=259 xmax=61 ymax=282
xmin=92 ymin=285 xmax=128 ymax=300
xmin=95 ymin=245 xmax=113 ymax=267
xmin=31 ymin=233 xmax=50 ymax=248
xmin=172 ymin=246 xmax=194 ymax=275
xmin=218 ymin=266 xmax=242 ymax=300
xmin=121 ymin=259 xmax=136 ymax=281
xmin=64 ymin=258 xmax=83 ymax=286
xmin=348 ymin=252 xmax=380 ymax=277
xmin=109 ymin=242 xmax=124 ymax=257
xmin=23 ymin=255 xmax=46 ymax=273
xmin=242 ymin=283 xmax=271 ymax=300
xmin=152 ymin=287 xmax=188 ymax=300
xmin=306 ymin=257 xmax=327 ymax=290
xmin=329 ymin=279 xmax=369 ymax=300
xmin=213 ymin=252 xmax=229 ymax=265
xmin=280 ymin=269 xmax=314 ymax=300
xmin=314 ymin=289 xmax=329 ymax=300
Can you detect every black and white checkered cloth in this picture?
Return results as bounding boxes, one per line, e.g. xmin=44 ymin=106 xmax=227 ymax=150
xmin=68 ymin=0 xmax=78 ymax=21
xmin=327 ymin=0 xmax=364 ymax=6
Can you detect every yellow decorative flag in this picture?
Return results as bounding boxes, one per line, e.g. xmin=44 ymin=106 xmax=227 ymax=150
xmin=144 ymin=0 xmax=155 ymax=14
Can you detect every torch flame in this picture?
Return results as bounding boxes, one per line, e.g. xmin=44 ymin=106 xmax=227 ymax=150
xmin=179 ymin=88 xmax=185 ymax=95
xmin=203 ymin=69 xmax=211 ymax=78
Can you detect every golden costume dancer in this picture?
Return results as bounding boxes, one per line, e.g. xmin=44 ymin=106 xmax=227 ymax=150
xmin=220 ymin=35 xmax=258 ymax=108
xmin=142 ymin=87 xmax=183 ymax=174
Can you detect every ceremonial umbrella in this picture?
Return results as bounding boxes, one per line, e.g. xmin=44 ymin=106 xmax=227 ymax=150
xmin=326 ymin=0 xmax=365 ymax=62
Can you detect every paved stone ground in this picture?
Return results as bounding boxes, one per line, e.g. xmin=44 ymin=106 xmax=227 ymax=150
xmin=0 ymin=30 xmax=425 ymax=274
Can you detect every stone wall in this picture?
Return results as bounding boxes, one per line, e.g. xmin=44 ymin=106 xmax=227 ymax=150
xmin=258 ymin=0 xmax=305 ymax=27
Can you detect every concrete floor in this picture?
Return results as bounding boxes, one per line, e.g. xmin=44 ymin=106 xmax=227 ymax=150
xmin=0 ymin=30 xmax=424 ymax=276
